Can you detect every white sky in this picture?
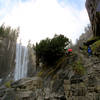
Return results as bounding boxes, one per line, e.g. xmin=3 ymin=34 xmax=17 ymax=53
xmin=0 ymin=0 xmax=90 ymax=45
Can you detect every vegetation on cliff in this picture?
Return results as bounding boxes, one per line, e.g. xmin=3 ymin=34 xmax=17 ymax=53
xmin=91 ymin=40 xmax=100 ymax=56
xmin=0 ymin=24 xmax=19 ymax=39
xmin=35 ymin=34 xmax=70 ymax=66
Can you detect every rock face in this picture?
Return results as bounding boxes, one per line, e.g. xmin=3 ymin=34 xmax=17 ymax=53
xmin=0 ymin=77 xmax=43 ymax=100
xmin=0 ymin=35 xmax=17 ymax=79
xmin=28 ymin=46 xmax=36 ymax=77
xmin=0 ymin=53 xmax=100 ymax=100
xmin=86 ymin=0 xmax=100 ymax=36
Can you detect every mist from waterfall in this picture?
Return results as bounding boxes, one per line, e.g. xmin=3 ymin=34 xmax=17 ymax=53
xmin=14 ymin=43 xmax=29 ymax=81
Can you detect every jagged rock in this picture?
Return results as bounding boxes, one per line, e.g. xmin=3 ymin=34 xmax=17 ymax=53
xmin=1 ymin=88 xmax=16 ymax=100
xmin=11 ymin=77 xmax=42 ymax=91
xmin=87 ymin=75 xmax=97 ymax=87
xmin=16 ymin=91 xmax=33 ymax=98
xmin=86 ymin=0 xmax=100 ymax=36
xmin=95 ymin=84 xmax=100 ymax=93
xmin=0 ymin=77 xmax=43 ymax=100
xmin=70 ymin=74 xmax=83 ymax=84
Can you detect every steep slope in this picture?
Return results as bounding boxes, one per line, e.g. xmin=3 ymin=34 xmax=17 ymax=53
xmin=0 ymin=51 xmax=100 ymax=100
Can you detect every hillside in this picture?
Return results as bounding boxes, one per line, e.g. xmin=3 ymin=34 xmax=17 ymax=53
xmin=0 ymin=0 xmax=100 ymax=100
xmin=0 ymin=47 xmax=100 ymax=100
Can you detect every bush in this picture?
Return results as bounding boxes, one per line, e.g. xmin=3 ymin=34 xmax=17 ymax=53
xmin=35 ymin=34 xmax=69 ymax=66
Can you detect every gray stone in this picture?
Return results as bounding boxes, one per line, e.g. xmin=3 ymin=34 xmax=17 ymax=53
xmin=86 ymin=0 xmax=100 ymax=36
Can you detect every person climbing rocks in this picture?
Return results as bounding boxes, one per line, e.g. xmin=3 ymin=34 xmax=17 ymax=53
xmin=88 ymin=45 xmax=92 ymax=56
xmin=68 ymin=48 xmax=72 ymax=55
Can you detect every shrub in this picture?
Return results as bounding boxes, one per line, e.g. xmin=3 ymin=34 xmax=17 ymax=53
xmin=35 ymin=34 xmax=69 ymax=66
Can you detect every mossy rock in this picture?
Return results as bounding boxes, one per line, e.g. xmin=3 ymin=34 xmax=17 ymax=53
xmin=84 ymin=36 xmax=100 ymax=46
xmin=37 ymin=70 xmax=44 ymax=77
xmin=82 ymin=45 xmax=88 ymax=55
xmin=73 ymin=60 xmax=85 ymax=75
xmin=5 ymin=80 xmax=13 ymax=88
xmin=91 ymin=40 xmax=100 ymax=56
xmin=82 ymin=37 xmax=100 ymax=56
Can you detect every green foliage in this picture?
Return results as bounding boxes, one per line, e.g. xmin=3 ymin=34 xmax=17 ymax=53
xmin=0 ymin=24 xmax=19 ymax=39
xmin=73 ymin=60 xmax=85 ymax=75
xmin=35 ymin=34 xmax=69 ymax=66
xmin=91 ymin=40 xmax=100 ymax=55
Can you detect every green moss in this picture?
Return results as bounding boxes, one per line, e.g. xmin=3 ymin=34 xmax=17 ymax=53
xmin=91 ymin=40 xmax=100 ymax=55
xmin=73 ymin=60 xmax=85 ymax=75
xmin=82 ymin=45 xmax=87 ymax=50
xmin=37 ymin=70 xmax=44 ymax=77
xmin=5 ymin=80 xmax=13 ymax=88
xmin=85 ymin=36 xmax=100 ymax=46
xmin=82 ymin=45 xmax=88 ymax=55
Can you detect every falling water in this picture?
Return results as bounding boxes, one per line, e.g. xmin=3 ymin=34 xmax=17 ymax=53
xmin=14 ymin=43 xmax=29 ymax=81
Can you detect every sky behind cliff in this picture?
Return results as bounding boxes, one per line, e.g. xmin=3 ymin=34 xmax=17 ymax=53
xmin=0 ymin=0 xmax=90 ymax=45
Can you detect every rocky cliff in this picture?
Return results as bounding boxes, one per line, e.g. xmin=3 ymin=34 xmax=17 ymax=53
xmin=0 ymin=52 xmax=100 ymax=100
xmin=0 ymin=26 xmax=18 ymax=83
xmin=86 ymin=0 xmax=100 ymax=37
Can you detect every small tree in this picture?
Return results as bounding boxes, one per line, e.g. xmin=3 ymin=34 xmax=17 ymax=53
xmin=35 ymin=34 xmax=69 ymax=66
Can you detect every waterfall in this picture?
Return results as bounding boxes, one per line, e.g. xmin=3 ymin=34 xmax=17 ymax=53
xmin=14 ymin=43 xmax=29 ymax=81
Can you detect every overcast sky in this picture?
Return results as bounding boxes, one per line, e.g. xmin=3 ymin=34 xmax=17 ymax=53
xmin=0 ymin=0 xmax=90 ymax=45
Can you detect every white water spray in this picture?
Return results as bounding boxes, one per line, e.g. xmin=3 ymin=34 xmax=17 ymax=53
xmin=14 ymin=43 xmax=29 ymax=81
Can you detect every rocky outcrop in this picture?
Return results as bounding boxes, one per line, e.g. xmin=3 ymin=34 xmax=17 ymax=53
xmin=64 ymin=73 xmax=100 ymax=100
xmin=0 ymin=77 xmax=43 ymax=100
xmin=0 ymin=67 xmax=100 ymax=100
xmin=0 ymin=53 xmax=100 ymax=100
xmin=86 ymin=0 xmax=100 ymax=36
